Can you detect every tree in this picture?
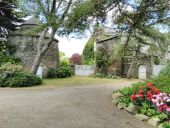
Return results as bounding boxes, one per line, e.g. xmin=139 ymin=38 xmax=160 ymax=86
xmin=109 ymin=0 xmax=170 ymax=78
xmin=0 ymin=0 xmax=22 ymax=53
xmin=0 ymin=0 xmax=22 ymax=36
xmin=59 ymin=52 xmax=70 ymax=65
xmin=69 ymin=53 xmax=82 ymax=65
xmin=19 ymin=0 xmax=113 ymax=74
xmin=82 ymin=37 xmax=95 ymax=65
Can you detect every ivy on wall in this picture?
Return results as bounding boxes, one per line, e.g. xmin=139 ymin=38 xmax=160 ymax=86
xmin=95 ymin=44 xmax=110 ymax=74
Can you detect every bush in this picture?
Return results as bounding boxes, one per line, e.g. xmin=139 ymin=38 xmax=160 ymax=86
xmin=0 ymin=62 xmax=24 ymax=74
xmin=47 ymin=68 xmax=57 ymax=78
xmin=159 ymin=62 xmax=170 ymax=77
xmin=0 ymin=53 xmax=21 ymax=66
xmin=56 ymin=65 xmax=72 ymax=78
xmin=8 ymin=72 xmax=42 ymax=87
xmin=47 ymin=65 xmax=72 ymax=78
xmin=0 ymin=63 xmax=42 ymax=87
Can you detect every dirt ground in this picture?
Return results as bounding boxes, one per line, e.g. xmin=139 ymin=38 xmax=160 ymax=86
xmin=0 ymin=80 xmax=155 ymax=128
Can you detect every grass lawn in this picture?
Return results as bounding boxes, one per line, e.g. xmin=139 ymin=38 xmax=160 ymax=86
xmin=40 ymin=76 xmax=137 ymax=88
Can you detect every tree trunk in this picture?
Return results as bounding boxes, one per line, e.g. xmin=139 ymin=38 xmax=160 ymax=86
xmin=31 ymin=53 xmax=43 ymax=74
xmin=31 ymin=28 xmax=55 ymax=75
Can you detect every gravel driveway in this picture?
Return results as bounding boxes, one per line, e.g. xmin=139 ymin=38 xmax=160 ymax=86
xmin=0 ymin=80 xmax=155 ymax=128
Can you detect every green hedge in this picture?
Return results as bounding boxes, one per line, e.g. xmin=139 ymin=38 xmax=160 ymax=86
xmin=47 ymin=65 xmax=72 ymax=78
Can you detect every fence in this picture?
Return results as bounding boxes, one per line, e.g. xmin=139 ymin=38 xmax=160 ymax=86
xmin=75 ymin=65 xmax=95 ymax=76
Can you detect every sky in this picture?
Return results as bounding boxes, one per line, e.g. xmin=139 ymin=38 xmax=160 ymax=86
xmin=56 ymin=35 xmax=90 ymax=57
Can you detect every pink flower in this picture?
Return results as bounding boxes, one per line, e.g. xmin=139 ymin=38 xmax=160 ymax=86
xmin=156 ymin=102 xmax=164 ymax=107
xmin=158 ymin=107 xmax=163 ymax=112
xmin=152 ymin=98 xmax=158 ymax=103
xmin=163 ymin=96 xmax=169 ymax=101
xmin=166 ymin=108 xmax=170 ymax=112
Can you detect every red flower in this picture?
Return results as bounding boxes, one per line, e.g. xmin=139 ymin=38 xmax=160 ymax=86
xmin=130 ymin=94 xmax=136 ymax=101
xmin=138 ymin=89 xmax=143 ymax=94
xmin=147 ymin=90 xmax=153 ymax=100
xmin=163 ymin=104 xmax=169 ymax=109
xmin=155 ymin=89 xmax=160 ymax=94
xmin=158 ymin=107 xmax=163 ymax=112
xmin=139 ymin=93 xmax=144 ymax=98
xmin=148 ymin=82 xmax=153 ymax=87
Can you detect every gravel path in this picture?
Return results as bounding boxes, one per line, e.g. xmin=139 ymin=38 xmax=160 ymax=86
xmin=0 ymin=80 xmax=155 ymax=128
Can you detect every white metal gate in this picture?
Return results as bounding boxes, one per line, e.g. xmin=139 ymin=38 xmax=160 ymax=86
xmin=138 ymin=65 xmax=146 ymax=79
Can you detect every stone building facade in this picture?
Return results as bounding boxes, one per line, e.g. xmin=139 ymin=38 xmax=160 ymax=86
xmin=96 ymin=36 xmax=153 ymax=79
xmin=7 ymin=17 xmax=59 ymax=77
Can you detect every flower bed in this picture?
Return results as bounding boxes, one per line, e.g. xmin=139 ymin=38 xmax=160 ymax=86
xmin=112 ymin=82 xmax=170 ymax=127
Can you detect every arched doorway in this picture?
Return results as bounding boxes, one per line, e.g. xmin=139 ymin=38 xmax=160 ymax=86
xmin=138 ymin=65 xmax=146 ymax=79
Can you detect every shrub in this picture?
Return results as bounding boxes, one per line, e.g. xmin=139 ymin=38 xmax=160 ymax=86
xmin=152 ymin=76 xmax=170 ymax=93
xmin=8 ymin=72 xmax=42 ymax=87
xmin=69 ymin=53 xmax=82 ymax=65
xmin=56 ymin=65 xmax=72 ymax=78
xmin=0 ymin=63 xmax=42 ymax=87
xmin=159 ymin=62 xmax=170 ymax=77
xmin=0 ymin=53 xmax=21 ymax=66
xmin=47 ymin=68 xmax=57 ymax=78
xmin=0 ymin=62 xmax=24 ymax=74
xmin=47 ymin=65 xmax=72 ymax=78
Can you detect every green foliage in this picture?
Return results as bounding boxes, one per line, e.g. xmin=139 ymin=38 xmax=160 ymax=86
xmin=163 ymin=123 xmax=170 ymax=128
xmin=155 ymin=113 xmax=168 ymax=122
xmin=56 ymin=65 xmax=72 ymax=78
xmin=7 ymin=72 xmax=42 ymax=87
xmin=94 ymin=73 xmax=118 ymax=79
xmin=139 ymin=103 xmax=160 ymax=117
xmin=47 ymin=65 xmax=72 ymax=78
xmin=83 ymin=37 xmax=95 ymax=65
xmin=47 ymin=68 xmax=57 ymax=78
xmin=154 ymin=57 xmax=160 ymax=65
xmin=0 ymin=63 xmax=42 ymax=87
xmin=152 ymin=76 xmax=170 ymax=93
xmin=0 ymin=62 xmax=24 ymax=74
xmin=159 ymin=62 xmax=170 ymax=78
xmin=0 ymin=0 xmax=23 ymax=37
xmin=0 ymin=53 xmax=21 ymax=66
xmin=96 ymin=46 xmax=110 ymax=75
xmin=59 ymin=52 xmax=70 ymax=66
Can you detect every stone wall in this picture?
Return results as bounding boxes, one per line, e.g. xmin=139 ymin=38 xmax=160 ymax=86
xmin=123 ymin=56 xmax=153 ymax=78
xmin=96 ymin=36 xmax=153 ymax=79
xmin=7 ymin=34 xmax=59 ymax=76
xmin=95 ymin=36 xmax=122 ymax=76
